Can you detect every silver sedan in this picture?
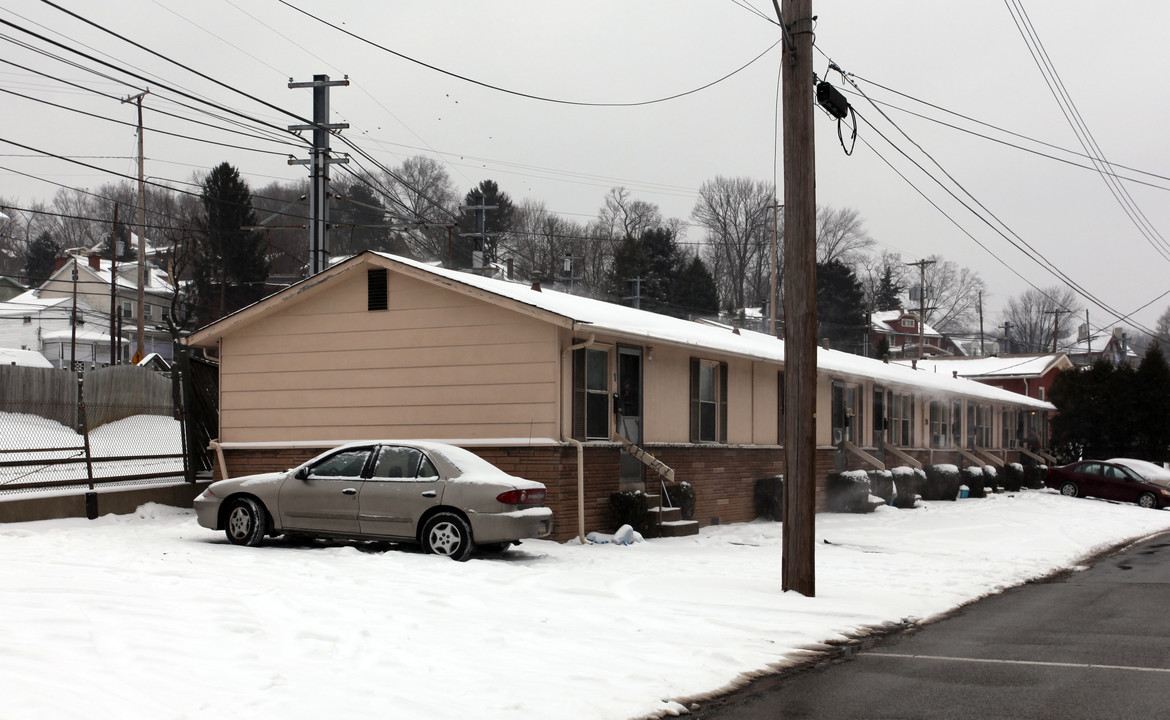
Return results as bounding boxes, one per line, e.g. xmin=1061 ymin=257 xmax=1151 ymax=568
xmin=195 ymin=441 xmax=553 ymax=560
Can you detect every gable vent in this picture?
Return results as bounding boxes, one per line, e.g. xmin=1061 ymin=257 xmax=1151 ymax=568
xmin=368 ymin=268 xmax=388 ymax=311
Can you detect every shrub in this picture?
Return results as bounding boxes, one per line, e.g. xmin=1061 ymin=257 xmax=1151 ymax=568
xmin=983 ymin=465 xmax=1000 ymax=492
xmin=609 ymin=490 xmax=649 ymax=534
xmin=1002 ymin=463 xmax=1024 ymax=492
xmin=1023 ymin=464 xmax=1047 ymax=490
xmin=665 ymin=481 xmax=696 ymax=520
xmin=924 ymin=464 xmax=961 ymax=501
xmin=962 ymin=465 xmax=985 ymax=498
xmin=869 ymin=469 xmax=895 ymax=505
xmin=827 ymin=470 xmax=872 ymax=513
xmin=890 ymin=466 xmax=923 ymax=509
xmin=754 ymin=475 xmax=784 ymax=521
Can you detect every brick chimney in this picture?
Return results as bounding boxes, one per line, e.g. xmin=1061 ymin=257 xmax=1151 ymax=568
xmin=88 ymin=254 xmax=101 ymax=271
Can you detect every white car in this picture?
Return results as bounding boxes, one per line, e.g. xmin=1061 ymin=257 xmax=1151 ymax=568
xmin=195 ymin=441 xmax=553 ymax=560
xmin=1107 ymin=458 xmax=1170 ymax=489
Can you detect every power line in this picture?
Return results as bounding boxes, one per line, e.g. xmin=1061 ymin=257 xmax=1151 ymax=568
xmin=276 ymin=0 xmax=782 ymax=107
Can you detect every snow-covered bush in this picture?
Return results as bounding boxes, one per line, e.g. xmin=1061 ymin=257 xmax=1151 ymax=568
xmin=962 ymin=465 xmax=985 ymax=498
xmin=869 ymin=469 xmax=895 ymax=505
xmin=1002 ymin=462 xmax=1024 ymax=492
xmin=923 ymin=464 xmax=961 ymax=501
xmin=827 ymin=470 xmax=873 ymax=513
xmin=890 ymin=466 xmax=924 ymax=509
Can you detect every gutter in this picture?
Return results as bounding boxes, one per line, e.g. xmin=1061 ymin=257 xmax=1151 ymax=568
xmin=561 ymin=332 xmax=597 ymax=544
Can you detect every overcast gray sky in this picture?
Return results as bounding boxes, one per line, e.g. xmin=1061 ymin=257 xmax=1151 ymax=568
xmin=3 ymin=1 xmax=1168 ymax=336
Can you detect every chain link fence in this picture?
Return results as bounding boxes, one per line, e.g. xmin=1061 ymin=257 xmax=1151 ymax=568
xmin=0 ymin=364 xmax=188 ymax=495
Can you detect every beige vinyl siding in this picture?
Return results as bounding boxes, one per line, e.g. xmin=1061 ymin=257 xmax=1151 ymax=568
xmin=641 ymin=350 xmax=690 ymax=443
xmin=219 ymin=271 xmax=560 ymax=442
xmin=750 ymin=362 xmax=780 ymax=445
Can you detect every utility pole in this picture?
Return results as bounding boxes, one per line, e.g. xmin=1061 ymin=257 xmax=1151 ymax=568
xmin=461 ymin=192 xmax=498 ymax=273
xmin=978 ymin=291 xmax=985 ymax=356
xmin=624 ymin=277 xmax=644 ymax=310
xmin=1085 ymin=309 xmax=1091 ymax=361
xmin=122 ymin=89 xmax=149 ymax=362
xmin=777 ymin=0 xmax=816 ymax=597
xmin=770 ymin=200 xmax=783 ymax=336
xmin=289 ymin=74 xmax=350 ymax=276
xmin=1043 ymin=309 xmax=1066 ymax=354
xmin=905 ymin=259 xmax=935 ymax=359
xmin=110 ymin=202 xmax=120 ymax=365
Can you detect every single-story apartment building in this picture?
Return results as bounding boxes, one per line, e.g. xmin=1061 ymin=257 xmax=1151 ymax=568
xmin=186 ymin=252 xmax=1055 ymax=542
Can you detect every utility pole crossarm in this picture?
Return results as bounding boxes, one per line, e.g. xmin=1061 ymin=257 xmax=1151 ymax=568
xmin=289 ymin=74 xmax=348 ymax=276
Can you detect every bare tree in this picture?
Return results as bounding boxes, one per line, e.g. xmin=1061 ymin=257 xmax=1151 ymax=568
xmin=921 ymin=255 xmax=987 ymax=334
xmin=1000 ymin=285 xmax=1082 ymax=353
xmin=1155 ymin=306 xmax=1170 ymax=347
xmin=507 ymin=199 xmax=588 ymax=286
xmin=691 ymin=176 xmax=775 ymax=311
xmin=381 ymin=156 xmax=458 ymax=260
xmin=857 ymin=249 xmax=908 ymax=311
xmin=597 ymin=187 xmax=663 ymax=240
xmin=816 ymin=205 xmax=874 ymax=268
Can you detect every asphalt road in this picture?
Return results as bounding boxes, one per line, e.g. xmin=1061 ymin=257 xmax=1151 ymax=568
xmin=689 ymin=531 xmax=1170 ymax=720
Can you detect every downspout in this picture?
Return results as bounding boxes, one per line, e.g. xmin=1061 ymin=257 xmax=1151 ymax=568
xmin=562 ymin=332 xmax=597 ymax=544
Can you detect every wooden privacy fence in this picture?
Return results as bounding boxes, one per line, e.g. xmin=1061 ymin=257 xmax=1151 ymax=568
xmin=0 ymin=364 xmax=189 ymax=494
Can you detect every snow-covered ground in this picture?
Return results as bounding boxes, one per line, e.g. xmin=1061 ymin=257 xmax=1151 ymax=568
xmin=2 ymin=490 xmax=1168 ymax=720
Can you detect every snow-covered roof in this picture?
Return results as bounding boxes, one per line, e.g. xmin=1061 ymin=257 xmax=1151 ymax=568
xmin=0 ymin=347 xmax=52 ymax=367
xmin=893 ymin=353 xmax=1072 ymax=379
xmin=189 ymin=252 xmax=1055 ymax=411
xmin=45 ymin=255 xmax=173 ymax=297
xmin=870 ymin=308 xmax=944 ymax=337
xmin=41 ymin=327 xmax=126 ymax=344
xmin=0 ymin=292 xmax=74 ymax=316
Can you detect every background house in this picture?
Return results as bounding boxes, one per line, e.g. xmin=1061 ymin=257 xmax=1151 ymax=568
xmin=869 ymin=308 xmax=965 ymax=358
xmin=0 ymin=291 xmax=125 ymax=369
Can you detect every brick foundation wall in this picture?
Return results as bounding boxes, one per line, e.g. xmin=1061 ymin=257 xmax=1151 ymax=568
xmin=213 ymin=443 xmax=1027 ymax=545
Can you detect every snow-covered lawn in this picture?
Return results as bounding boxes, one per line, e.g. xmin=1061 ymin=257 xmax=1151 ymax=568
xmin=2 ymin=490 xmax=1168 ymax=720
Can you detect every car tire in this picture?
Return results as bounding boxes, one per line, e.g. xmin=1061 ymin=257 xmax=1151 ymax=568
xmin=422 ymin=512 xmax=474 ymax=561
xmin=1138 ymin=492 xmax=1158 ymax=509
xmin=1059 ymin=481 xmax=1079 ymax=498
xmin=225 ymin=497 xmax=268 ymax=547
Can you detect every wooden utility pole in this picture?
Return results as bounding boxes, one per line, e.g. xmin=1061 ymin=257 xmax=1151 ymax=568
xmin=122 ymin=89 xmax=149 ymax=362
xmin=777 ymin=0 xmax=816 ymax=597
xmin=978 ymin=291 xmax=985 ymax=356
xmin=906 ymin=259 xmax=935 ymax=359
xmin=769 ymin=200 xmax=782 ymax=336
xmin=1043 ymin=309 xmax=1066 ymax=353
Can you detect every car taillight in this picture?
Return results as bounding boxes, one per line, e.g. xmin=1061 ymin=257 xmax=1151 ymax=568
xmin=497 ymin=488 xmax=546 ymax=505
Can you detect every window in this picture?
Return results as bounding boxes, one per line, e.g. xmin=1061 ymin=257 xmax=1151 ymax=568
xmin=1003 ymin=410 xmax=1020 ymax=448
xmin=872 ymin=385 xmax=886 ymax=446
xmin=690 ymin=358 xmax=727 ymax=443
xmin=368 ymin=268 xmax=388 ymax=311
xmin=929 ymin=400 xmax=950 ymax=448
xmin=968 ymin=403 xmax=992 ymax=447
xmin=572 ymin=347 xmax=610 ymax=441
xmin=1037 ymin=386 xmax=1046 ymax=401
xmin=831 ymin=381 xmax=861 ymax=445
xmin=310 ymin=448 xmax=373 ymax=478
xmin=143 ymin=303 xmax=153 ymax=320
xmin=888 ymin=391 xmax=915 ymax=447
xmin=22 ymin=316 xmax=30 ymax=324
xmin=900 ymin=317 xmax=916 ymax=329
xmin=371 ymin=446 xmax=435 ymax=480
xmin=122 ymin=300 xmax=134 ymax=319
xmin=951 ymin=400 xmax=963 ymax=448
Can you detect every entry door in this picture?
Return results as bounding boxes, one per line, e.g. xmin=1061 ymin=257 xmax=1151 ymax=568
xmin=617 ymin=346 xmax=644 ymax=488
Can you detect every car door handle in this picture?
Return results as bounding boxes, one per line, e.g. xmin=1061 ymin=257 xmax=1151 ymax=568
xmin=421 ymin=490 xmax=437 ymax=498
xmin=342 ymin=488 xmax=358 ymax=495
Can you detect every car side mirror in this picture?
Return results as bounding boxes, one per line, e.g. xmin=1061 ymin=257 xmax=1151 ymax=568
xmin=295 ymin=467 xmax=309 ymax=480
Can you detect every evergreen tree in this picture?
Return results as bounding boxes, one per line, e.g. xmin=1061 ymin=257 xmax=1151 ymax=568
xmin=1135 ymin=343 xmax=1170 ymax=459
xmin=874 ymin=265 xmax=903 ymax=311
xmin=607 ymin=227 xmax=681 ymax=314
xmin=196 ymin=162 xmax=269 ymax=321
xmin=816 ymin=259 xmax=867 ymax=354
xmin=23 ymin=230 xmax=59 ymax=286
xmin=332 ymin=181 xmax=388 ymax=255
xmin=672 ymin=255 xmax=720 ymax=317
xmin=455 ymin=180 xmax=515 ymax=269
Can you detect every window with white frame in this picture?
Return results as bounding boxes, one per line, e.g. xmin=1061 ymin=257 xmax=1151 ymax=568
xmin=143 ymin=303 xmax=153 ymax=320
xmin=831 ymin=381 xmax=861 ymax=445
xmin=888 ymin=391 xmax=915 ymax=447
xmin=572 ymin=347 xmax=610 ymax=441
xmin=1002 ymin=410 xmax=1020 ymax=448
xmin=690 ymin=358 xmax=727 ymax=443
xmin=968 ymin=403 xmax=992 ymax=447
xmin=929 ymin=400 xmax=951 ymax=448
xmin=122 ymin=300 xmax=134 ymax=319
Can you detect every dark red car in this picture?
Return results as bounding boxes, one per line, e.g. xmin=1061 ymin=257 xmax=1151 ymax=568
xmin=1046 ymin=460 xmax=1170 ymax=510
